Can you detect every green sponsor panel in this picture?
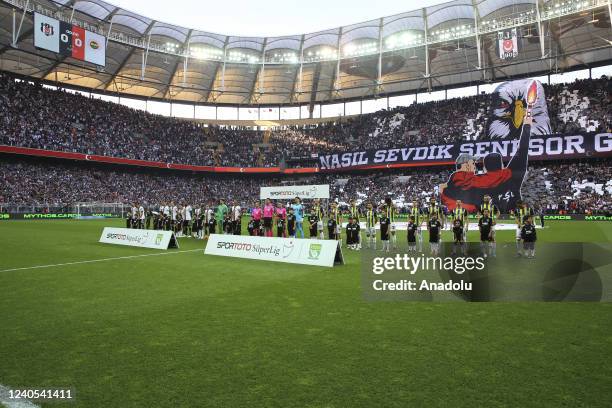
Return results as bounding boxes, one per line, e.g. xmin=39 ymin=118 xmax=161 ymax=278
xmin=543 ymin=215 xmax=574 ymax=220
xmin=585 ymin=215 xmax=612 ymax=221
xmin=1 ymin=213 xmax=121 ymax=220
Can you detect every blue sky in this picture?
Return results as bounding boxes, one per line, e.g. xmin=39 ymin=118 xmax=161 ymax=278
xmin=108 ymin=0 xmax=447 ymax=36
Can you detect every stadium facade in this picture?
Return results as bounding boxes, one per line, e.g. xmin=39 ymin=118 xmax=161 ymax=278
xmin=0 ymin=0 xmax=611 ymax=120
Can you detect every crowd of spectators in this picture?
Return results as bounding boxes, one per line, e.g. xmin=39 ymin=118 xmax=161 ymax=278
xmin=528 ymin=161 xmax=612 ymax=214
xmin=0 ymin=73 xmax=609 ymax=168
xmin=2 ymin=159 xmax=609 ymax=214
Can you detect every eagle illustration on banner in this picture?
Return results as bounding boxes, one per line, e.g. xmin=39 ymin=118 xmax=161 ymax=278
xmin=439 ymin=80 xmax=543 ymax=213
xmin=486 ymin=79 xmax=551 ymax=139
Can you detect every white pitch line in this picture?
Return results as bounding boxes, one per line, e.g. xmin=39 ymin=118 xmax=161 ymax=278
xmin=0 ymin=384 xmax=40 ymax=408
xmin=0 ymin=249 xmax=201 ymax=273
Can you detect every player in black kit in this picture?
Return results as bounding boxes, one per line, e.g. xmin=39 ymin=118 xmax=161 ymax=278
xmin=223 ymin=215 xmax=232 ymax=234
xmin=346 ymin=217 xmax=361 ymax=250
xmin=327 ymin=217 xmax=338 ymax=240
xmin=521 ymin=216 xmax=537 ymax=258
xmin=207 ymin=214 xmax=216 ymax=236
xmin=308 ymin=211 xmax=318 ymax=239
xmin=287 ymin=208 xmax=296 ymax=238
xmin=276 ymin=215 xmax=286 ymax=238
xmin=478 ymin=209 xmax=494 ymax=258
xmin=407 ymin=216 xmax=418 ymax=252
xmin=379 ymin=215 xmax=390 ymax=252
xmin=452 ymin=218 xmax=466 ymax=256
xmin=247 ymin=218 xmax=256 ymax=236
xmin=428 ymin=214 xmax=442 ymax=256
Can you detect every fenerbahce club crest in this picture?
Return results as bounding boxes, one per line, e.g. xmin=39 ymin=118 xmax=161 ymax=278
xmin=308 ymin=243 xmax=322 ymax=260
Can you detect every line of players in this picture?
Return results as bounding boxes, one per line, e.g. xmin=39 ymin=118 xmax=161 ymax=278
xmin=125 ymin=194 xmax=538 ymax=258
xmin=125 ymin=200 xmax=243 ymax=239
xmin=402 ymin=195 xmax=537 ymax=258
xmin=245 ymin=195 xmax=537 ymax=258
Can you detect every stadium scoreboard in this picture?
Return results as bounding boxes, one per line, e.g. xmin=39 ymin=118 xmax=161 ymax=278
xmin=34 ymin=12 xmax=106 ymax=67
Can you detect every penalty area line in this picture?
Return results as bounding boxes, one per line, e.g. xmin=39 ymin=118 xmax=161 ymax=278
xmin=0 ymin=384 xmax=40 ymax=408
xmin=0 ymin=249 xmax=201 ymax=273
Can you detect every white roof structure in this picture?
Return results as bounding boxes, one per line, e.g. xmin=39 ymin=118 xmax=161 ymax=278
xmin=0 ymin=0 xmax=610 ymax=106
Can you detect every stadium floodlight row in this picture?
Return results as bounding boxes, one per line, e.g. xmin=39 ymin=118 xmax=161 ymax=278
xmin=0 ymin=0 xmax=611 ymax=107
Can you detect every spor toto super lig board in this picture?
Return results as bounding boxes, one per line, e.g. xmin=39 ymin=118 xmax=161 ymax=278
xmin=34 ymin=12 xmax=106 ymax=66
xmin=205 ymin=234 xmax=340 ymax=267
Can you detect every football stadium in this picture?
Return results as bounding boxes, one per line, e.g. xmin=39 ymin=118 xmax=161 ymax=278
xmin=0 ymin=0 xmax=611 ymax=406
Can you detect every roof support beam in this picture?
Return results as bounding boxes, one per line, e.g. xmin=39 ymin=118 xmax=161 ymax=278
xmin=376 ymin=17 xmax=384 ymax=90
xmin=308 ymin=62 xmax=322 ymax=118
xmin=289 ymin=34 xmax=305 ymax=103
xmin=328 ymin=27 xmax=343 ymax=99
xmin=12 ymin=0 xmax=30 ymax=48
xmin=40 ymin=57 xmax=65 ymax=79
xmin=98 ymin=20 xmax=156 ymax=91
xmin=0 ymin=25 xmax=34 ymax=56
xmin=163 ymin=28 xmax=193 ymax=99
xmin=608 ymin=0 xmax=612 ymax=31
xmin=470 ymin=0 xmax=482 ymax=71
xmin=247 ymin=38 xmax=268 ymax=104
xmin=98 ymin=47 xmax=135 ymax=91
xmin=534 ymin=0 xmax=546 ymax=59
xmin=204 ymin=36 xmax=230 ymax=103
xmin=422 ymin=8 xmax=432 ymax=91
xmin=140 ymin=33 xmax=152 ymax=80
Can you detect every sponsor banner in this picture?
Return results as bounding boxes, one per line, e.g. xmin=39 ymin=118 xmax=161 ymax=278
xmin=33 ymin=12 xmax=105 ymax=66
xmin=584 ymin=215 xmax=612 ymax=221
xmin=205 ymin=234 xmax=340 ymax=267
xmin=99 ymin=227 xmax=178 ymax=249
xmin=543 ymin=214 xmax=612 ymax=221
xmin=319 ymin=132 xmax=612 ymax=171
xmin=260 ymin=185 xmax=330 ymax=200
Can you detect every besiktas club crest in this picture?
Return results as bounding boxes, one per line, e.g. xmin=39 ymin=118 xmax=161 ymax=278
xmin=40 ymin=23 xmax=54 ymax=36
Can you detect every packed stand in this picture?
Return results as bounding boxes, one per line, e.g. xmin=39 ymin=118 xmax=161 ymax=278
xmin=1 ymin=158 xmax=610 ymax=214
xmin=0 ymin=73 xmax=609 ymax=168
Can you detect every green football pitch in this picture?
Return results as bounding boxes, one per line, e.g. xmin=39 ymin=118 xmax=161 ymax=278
xmin=1 ymin=219 xmax=611 ymax=407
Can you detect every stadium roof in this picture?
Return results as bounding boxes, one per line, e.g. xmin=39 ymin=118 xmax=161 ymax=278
xmin=0 ymin=0 xmax=611 ymax=107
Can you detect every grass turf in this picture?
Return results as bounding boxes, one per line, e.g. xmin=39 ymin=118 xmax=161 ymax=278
xmin=0 ymin=219 xmax=611 ymax=407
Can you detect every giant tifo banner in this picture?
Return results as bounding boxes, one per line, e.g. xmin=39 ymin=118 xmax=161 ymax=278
xmin=205 ymin=234 xmax=342 ymax=267
xmin=318 ymin=132 xmax=611 ymax=170
xmin=260 ymin=185 xmax=330 ymax=200
xmin=34 ymin=12 xmax=106 ymax=66
xmin=319 ymin=79 xmax=612 ymax=213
